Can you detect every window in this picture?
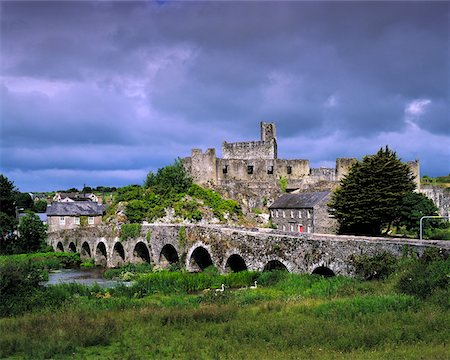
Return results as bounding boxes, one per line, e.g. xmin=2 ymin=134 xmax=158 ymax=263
xmin=59 ymin=216 xmax=65 ymax=225
xmin=88 ymin=216 xmax=94 ymax=225
xmin=287 ymin=165 xmax=292 ymax=174
xmin=74 ymin=217 xmax=80 ymax=225
xmin=282 ymin=225 xmax=286 ymax=231
xmin=290 ymin=210 xmax=294 ymax=218
xmin=276 ymin=210 xmax=279 ymax=218
xmin=222 ymin=165 xmax=228 ymax=174
xmin=282 ymin=211 xmax=286 ymax=218
xmin=307 ymin=210 xmax=311 ymax=219
xmin=290 ymin=224 xmax=294 ymax=232
xmin=307 ymin=226 xmax=311 ymax=233
xmin=298 ymin=211 xmax=302 ymax=219
xmin=247 ymin=165 xmax=254 ymax=174
xmin=267 ymin=166 xmax=274 ymax=175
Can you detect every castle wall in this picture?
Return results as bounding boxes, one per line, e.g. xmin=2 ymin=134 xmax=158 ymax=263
xmin=190 ymin=148 xmax=217 ymax=185
xmin=222 ymin=139 xmax=277 ymax=160
xmin=407 ymin=160 xmax=420 ymax=190
xmin=310 ymin=168 xmax=336 ymax=182
xmin=336 ymin=158 xmax=358 ymax=181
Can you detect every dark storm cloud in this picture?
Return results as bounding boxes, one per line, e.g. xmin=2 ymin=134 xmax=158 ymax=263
xmin=0 ymin=1 xmax=448 ymax=191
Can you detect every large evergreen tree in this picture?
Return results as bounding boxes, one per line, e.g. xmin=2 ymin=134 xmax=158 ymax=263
xmin=328 ymin=147 xmax=416 ymax=235
xmin=0 ymin=175 xmax=19 ymax=253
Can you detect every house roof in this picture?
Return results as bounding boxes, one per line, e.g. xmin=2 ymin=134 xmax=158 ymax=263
xmin=47 ymin=201 xmax=104 ymax=216
xmin=269 ymin=191 xmax=330 ymax=209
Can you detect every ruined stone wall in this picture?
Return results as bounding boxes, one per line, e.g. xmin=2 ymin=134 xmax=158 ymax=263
xmin=420 ymin=185 xmax=450 ymax=216
xmin=407 ymin=160 xmax=421 ymax=189
xmin=336 ymin=158 xmax=358 ymax=181
xmin=216 ymin=158 xmax=309 ymax=184
xmin=222 ymin=139 xmax=277 ymax=160
xmin=310 ymin=168 xmax=336 ymax=182
xmin=189 ymin=148 xmax=217 ymax=185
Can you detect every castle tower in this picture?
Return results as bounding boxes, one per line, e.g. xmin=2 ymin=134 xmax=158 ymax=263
xmin=260 ymin=122 xmax=276 ymax=142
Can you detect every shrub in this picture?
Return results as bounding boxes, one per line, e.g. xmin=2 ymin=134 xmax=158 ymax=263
xmin=120 ymin=223 xmax=142 ymax=242
xmin=350 ymin=252 xmax=398 ymax=280
xmin=395 ymin=259 xmax=450 ymax=299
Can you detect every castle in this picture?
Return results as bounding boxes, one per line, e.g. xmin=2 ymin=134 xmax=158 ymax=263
xmin=183 ymin=122 xmax=420 ymax=196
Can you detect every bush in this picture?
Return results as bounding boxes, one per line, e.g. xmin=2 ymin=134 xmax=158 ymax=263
xmin=395 ymin=259 xmax=450 ymax=299
xmin=120 ymin=223 xmax=142 ymax=242
xmin=0 ymin=260 xmax=46 ymax=316
xmin=350 ymin=252 xmax=398 ymax=280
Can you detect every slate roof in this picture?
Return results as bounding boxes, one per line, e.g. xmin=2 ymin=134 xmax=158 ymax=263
xmin=269 ymin=191 xmax=330 ymax=209
xmin=46 ymin=201 xmax=104 ymax=216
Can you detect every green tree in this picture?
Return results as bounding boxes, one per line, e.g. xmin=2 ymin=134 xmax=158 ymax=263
xmin=395 ymin=192 xmax=440 ymax=235
xmin=0 ymin=175 xmax=18 ymax=254
xmin=0 ymin=174 xmax=18 ymax=217
xmin=17 ymin=212 xmax=48 ymax=253
xmin=34 ymin=199 xmax=48 ymax=213
xmin=328 ymin=147 xmax=416 ymax=235
xmin=15 ymin=192 xmax=34 ymax=210
xmin=144 ymin=159 xmax=192 ymax=196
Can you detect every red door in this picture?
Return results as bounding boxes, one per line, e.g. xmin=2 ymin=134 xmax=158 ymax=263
xmin=299 ymin=225 xmax=303 ymax=233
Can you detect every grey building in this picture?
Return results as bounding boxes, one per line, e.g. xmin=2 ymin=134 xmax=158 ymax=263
xmin=47 ymin=201 xmax=105 ymax=232
xmin=268 ymin=191 xmax=337 ymax=234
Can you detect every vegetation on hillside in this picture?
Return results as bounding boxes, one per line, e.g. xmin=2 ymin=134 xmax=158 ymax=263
xmin=106 ymin=159 xmax=243 ymax=225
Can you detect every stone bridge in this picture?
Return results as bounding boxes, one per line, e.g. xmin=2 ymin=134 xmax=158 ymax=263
xmin=47 ymin=224 xmax=450 ymax=276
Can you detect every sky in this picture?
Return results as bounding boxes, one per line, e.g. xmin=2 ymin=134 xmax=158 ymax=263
xmin=1 ymin=0 xmax=449 ymax=192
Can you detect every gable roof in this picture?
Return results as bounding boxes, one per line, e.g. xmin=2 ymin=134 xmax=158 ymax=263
xmin=269 ymin=191 xmax=330 ymax=209
xmin=47 ymin=201 xmax=104 ymax=216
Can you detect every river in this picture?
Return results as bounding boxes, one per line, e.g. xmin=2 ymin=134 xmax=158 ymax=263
xmin=43 ymin=268 xmax=131 ymax=288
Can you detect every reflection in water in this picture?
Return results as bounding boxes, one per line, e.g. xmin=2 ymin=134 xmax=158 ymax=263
xmin=43 ymin=268 xmax=131 ymax=288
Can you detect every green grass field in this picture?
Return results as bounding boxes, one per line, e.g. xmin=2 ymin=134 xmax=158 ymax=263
xmin=1 ymin=254 xmax=449 ymax=360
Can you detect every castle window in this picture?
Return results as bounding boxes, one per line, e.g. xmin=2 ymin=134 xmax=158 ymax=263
xmin=222 ymin=165 xmax=228 ymax=174
xmin=247 ymin=165 xmax=254 ymax=174
xmin=287 ymin=166 xmax=292 ymax=174
xmin=267 ymin=166 xmax=273 ymax=175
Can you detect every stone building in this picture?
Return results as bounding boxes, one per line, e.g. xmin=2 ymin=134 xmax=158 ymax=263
xmin=47 ymin=201 xmax=105 ymax=232
xmin=53 ymin=192 xmax=100 ymax=203
xmin=268 ymin=191 xmax=336 ymax=234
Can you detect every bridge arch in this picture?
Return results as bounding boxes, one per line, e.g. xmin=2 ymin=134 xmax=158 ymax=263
xmin=312 ymin=265 xmax=335 ymax=277
xmin=187 ymin=243 xmax=214 ymax=272
xmin=133 ymin=241 xmax=151 ymax=264
xmin=224 ymin=254 xmax=248 ymax=272
xmin=56 ymin=241 xmax=64 ymax=252
xmin=95 ymin=241 xmax=108 ymax=266
xmin=80 ymin=241 xmax=92 ymax=259
xmin=111 ymin=242 xmax=126 ymax=267
xmin=159 ymin=244 xmax=179 ymax=268
xmin=262 ymin=259 xmax=291 ymax=272
xmin=68 ymin=242 xmax=76 ymax=253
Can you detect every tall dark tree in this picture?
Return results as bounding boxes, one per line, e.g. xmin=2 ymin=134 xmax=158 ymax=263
xmin=15 ymin=193 xmax=34 ymax=210
xmin=0 ymin=175 xmax=19 ymax=253
xmin=329 ymin=147 xmax=416 ymax=235
xmin=0 ymin=174 xmax=18 ymax=217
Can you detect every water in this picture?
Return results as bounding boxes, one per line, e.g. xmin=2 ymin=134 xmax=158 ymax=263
xmin=43 ymin=268 xmax=132 ymax=288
